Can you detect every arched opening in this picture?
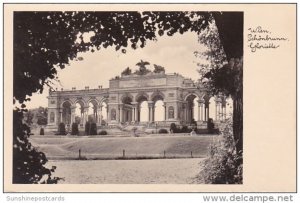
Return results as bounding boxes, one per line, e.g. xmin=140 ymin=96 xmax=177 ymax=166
xmin=136 ymin=94 xmax=149 ymax=123
xmin=152 ymin=94 xmax=164 ymax=122
xmin=122 ymin=95 xmax=133 ymax=123
xmin=185 ymin=94 xmax=200 ymax=124
xmin=139 ymin=101 xmax=148 ymax=122
xmin=75 ymin=100 xmax=85 ymax=126
xmin=62 ymin=101 xmax=71 ymax=125
xmin=88 ymin=100 xmax=98 ymax=123
xmin=154 ymin=100 xmax=164 ymax=121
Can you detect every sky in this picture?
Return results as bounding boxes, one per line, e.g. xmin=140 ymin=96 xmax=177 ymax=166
xmin=25 ymin=31 xmax=207 ymax=109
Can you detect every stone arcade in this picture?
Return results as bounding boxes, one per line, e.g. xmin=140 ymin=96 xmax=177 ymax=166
xmin=46 ymin=70 xmax=231 ymax=133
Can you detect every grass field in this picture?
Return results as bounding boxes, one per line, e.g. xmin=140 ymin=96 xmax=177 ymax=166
xmin=30 ymin=135 xmax=216 ymax=160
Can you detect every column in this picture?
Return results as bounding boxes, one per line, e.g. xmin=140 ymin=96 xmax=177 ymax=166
xmin=132 ymin=107 xmax=135 ymax=122
xmin=97 ymin=107 xmax=102 ymax=124
xmin=71 ymin=106 xmax=76 ymax=124
xmin=148 ymin=101 xmax=154 ymax=123
xmin=60 ymin=109 xmax=63 ymax=123
xmin=136 ymin=106 xmax=139 ymax=122
xmin=163 ymin=102 xmax=167 ymax=121
xmin=84 ymin=107 xmax=89 ymax=124
xmin=80 ymin=108 xmax=84 ymax=125
xmin=197 ymin=101 xmax=200 ymax=121
xmin=119 ymin=105 xmax=123 ymax=123
xmin=200 ymin=100 xmax=204 ymax=121
xmin=152 ymin=106 xmax=155 ymax=122
xmin=132 ymin=102 xmax=138 ymax=122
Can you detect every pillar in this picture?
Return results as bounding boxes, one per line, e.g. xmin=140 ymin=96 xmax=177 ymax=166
xmin=83 ymin=107 xmax=89 ymax=124
xmin=199 ymin=100 xmax=204 ymax=121
xmin=97 ymin=107 xmax=102 ymax=124
xmin=163 ymin=102 xmax=167 ymax=121
xmin=131 ymin=102 xmax=138 ymax=122
xmin=197 ymin=101 xmax=200 ymax=121
xmin=119 ymin=105 xmax=123 ymax=123
xmin=71 ymin=106 xmax=76 ymax=124
xmin=148 ymin=101 xmax=153 ymax=122
xmin=60 ymin=109 xmax=63 ymax=123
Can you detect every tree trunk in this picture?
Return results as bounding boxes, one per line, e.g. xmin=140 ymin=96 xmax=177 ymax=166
xmin=233 ymin=93 xmax=243 ymax=154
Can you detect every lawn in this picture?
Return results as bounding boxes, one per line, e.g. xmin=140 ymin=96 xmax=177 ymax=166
xmin=30 ymin=135 xmax=217 ymax=160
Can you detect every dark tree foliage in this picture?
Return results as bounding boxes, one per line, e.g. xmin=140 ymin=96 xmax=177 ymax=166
xmin=153 ymin=64 xmax=165 ymax=73
xmin=13 ymin=109 xmax=60 ymax=183
xmin=36 ymin=107 xmax=48 ymax=126
xmin=23 ymin=110 xmax=34 ymax=126
xmin=71 ymin=123 xmax=79 ymax=135
xmin=14 ymin=11 xmax=211 ymax=103
xmin=13 ymin=11 xmax=243 ymax=184
xmin=197 ymin=12 xmax=243 ymax=154
xmin=121 ymin=67 xmax=132 ymax=76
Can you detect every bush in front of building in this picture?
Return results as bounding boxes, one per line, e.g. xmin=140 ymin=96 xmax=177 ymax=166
xmin=98 ymin=130 xmax=108 ymax=135
xmin=85 ymin=122 xmax=97 ymax=135
xmin=39 ymin=128 xmax=44 ymax=135
xmin=90 ymin=123 xmax=97 ymax=135
xmin=158 ymin=129 xmax=168 ymax=134
xmin=170 ymin=123 xmax=177 ymax=133
xmin=207 ymin=118 xmax=215 ymax=134
xmin=198 ymin=118 xmax=242 ymax=184
xmin=57 ymin=123 xmax=66 ymax=135
xmin=180 ymin=125 xmax=192 ymax=133
xmin=71 ymin=123 xmax=79 ymax=135
xmin=85 ymin=122 xmax=90 ymax=135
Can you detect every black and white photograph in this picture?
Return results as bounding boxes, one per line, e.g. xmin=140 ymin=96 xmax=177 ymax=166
xmin=3 ymin=3 xmax=296 ymax=193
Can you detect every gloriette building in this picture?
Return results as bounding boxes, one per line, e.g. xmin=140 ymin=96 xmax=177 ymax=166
xmin=46 ymin=68 xmax=231 ymax=132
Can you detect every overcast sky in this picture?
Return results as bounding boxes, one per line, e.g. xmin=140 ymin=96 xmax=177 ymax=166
xmin=25 ymin=31 xmax=207 ymax=109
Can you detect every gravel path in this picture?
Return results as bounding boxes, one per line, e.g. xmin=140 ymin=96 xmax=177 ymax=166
xmin=47 ymin=158 xmax=204 ymax=184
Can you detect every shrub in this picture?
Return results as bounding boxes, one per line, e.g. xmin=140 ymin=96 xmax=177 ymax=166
xmin=71 ymin=123 xmax=79 ymax=135
xmin=90 ymin=123 xmax=97 ymax=135
xmin=98 ymin=130 xmax=108 ymax=135
xmin=85 ymin=122 xmax=90 ymax=135
xmin=158 ymin=129 xmax=168 ymax=134
xmin=181 ymin=125 xmax=192 ymax=133
xmin=207 ymin=118 xmax=215 ymax=134
xmin=170 ymin=123 xmax=177 ymax=133
xmin=39 ymin=128 xmax=44 ymax=135
xmin=57 ymin=123 xmax=66 ymax=135
xmin=198 ymin=118 xmax=243 ymax=184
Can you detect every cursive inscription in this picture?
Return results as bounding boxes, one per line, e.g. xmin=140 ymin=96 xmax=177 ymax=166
xmin=247 ymin=26 xmax=288 ymax=52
